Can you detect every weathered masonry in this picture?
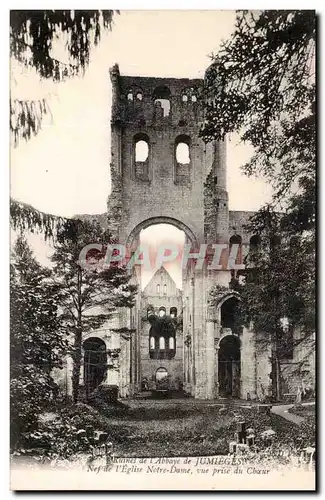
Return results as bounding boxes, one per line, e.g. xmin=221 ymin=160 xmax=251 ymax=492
xmin=54 ymin=64 xmax=315 ymax=401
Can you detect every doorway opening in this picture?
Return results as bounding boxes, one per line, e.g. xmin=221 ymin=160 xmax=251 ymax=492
xmin=218 ymin=335 xmax=241 ymax=398
xmin=155 ymin=367 xmax=169 ymax=391
xmin=83 ymin=337 xmax=107 ymax=397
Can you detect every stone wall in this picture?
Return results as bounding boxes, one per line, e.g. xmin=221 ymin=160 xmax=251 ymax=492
xmin=240 ymin=326 xmax=257 ymax=400
xmin=255 ymin=331 xmax=272 ymax=401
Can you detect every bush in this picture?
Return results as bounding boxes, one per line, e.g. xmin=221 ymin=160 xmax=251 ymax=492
xmin=10 ymin=366 xmax=59 ymax=449
xmin=14 ymin=402 xmax=116 ymax=460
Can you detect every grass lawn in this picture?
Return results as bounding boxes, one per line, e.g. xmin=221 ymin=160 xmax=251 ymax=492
xmin=11 ymin=399 xmax=316 ymax=464
xmin=94 ymin=399 xmax=315 ymax=457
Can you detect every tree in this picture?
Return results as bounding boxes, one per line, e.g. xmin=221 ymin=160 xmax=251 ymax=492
xmin=201 ymin=10 xmax=315 ymax=230
xmin=201 ymin=10 xmax=315 ymax=203
xmin=231 ymin=207 xmax=315 ymax=399
xmin=10 ymin=199 xmax=76 ymax=241
xmin=10 ymin=236 xmax=67 ymax=447
xmin=10 ymin=10 xmax=116 ymax=233
xmin=200 ymin=10 xmax=316 ymax=399
xmin=51 ymin=219 xmax=137 ymax=403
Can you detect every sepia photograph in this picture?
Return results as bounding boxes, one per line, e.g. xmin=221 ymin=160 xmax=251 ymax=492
xmin=9 ymin=9 xmax=316 ymax=491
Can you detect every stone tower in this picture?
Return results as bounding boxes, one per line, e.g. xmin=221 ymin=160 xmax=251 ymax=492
xmin=108 ymin=63 xmax=227 ymax=248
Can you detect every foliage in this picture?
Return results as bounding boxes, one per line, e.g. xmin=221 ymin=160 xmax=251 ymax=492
xmin=239 ymin=210 xmax=315 ymax=339
xmin=208 ymin=284 xmax=234 ymax=307
xmin=15 ymin=403 xmax=114 ymax=460
xmin=148 ymin=314 xmax=178 ymax=336
xmin=201 ymin=9 xmax=315 ymax=201
xmin=10 ymin=236 xmax=67 ymax=448
xmin=10 ymin=199 xmax=76 ymax=241
xmin=10 ymin=11 xmax=117 ymax=237
xmin=201 ymin=9 xmax=316 ymax=243
xmin=10 ymin=10 xmax=115 ymax=145
xmin=86 ymin=400 xmax=314 ymax=460
xmin=51 ymin=219 xmax=137 ymax=402
xmin=235 ymin=209 xmax=315 ymax=397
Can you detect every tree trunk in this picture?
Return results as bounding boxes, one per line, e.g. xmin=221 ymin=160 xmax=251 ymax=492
xmin=274 ymin=350 xmax=281 ymax=401
xmin=271 ymin=342 xmax=281 ymax=402
xmin=72 ymin=325 xmax=82 ymax=403
xmin=72 ymin=334 xmax=82 ymax=402
xmin=72 ymin=268 xmax=83 ymax=403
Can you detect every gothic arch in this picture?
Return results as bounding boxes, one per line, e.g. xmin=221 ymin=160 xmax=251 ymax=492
xmin=217 ymin=290 xmax=241 ymax=308
xmin=126 ymin=216 xmax=199 ymax=249
xmin=208 ymin=290 xmax=242 ymax=336
xmin=217 ymin=330 xmax=241 ymax=349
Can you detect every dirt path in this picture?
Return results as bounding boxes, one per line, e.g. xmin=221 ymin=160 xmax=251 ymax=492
xmin=271 ymin=404 xmax=304 ymax=425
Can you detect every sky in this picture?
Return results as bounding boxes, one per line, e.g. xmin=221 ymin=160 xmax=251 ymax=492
xmin=11 ymin=10 xmax=272 ymax=216
xmin=10 ymin=10 xmax=273 ymax=287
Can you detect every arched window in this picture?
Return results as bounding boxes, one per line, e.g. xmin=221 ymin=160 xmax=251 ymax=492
xmin=147 ymin=307 xmax=155 ymax=320
xmin=133 ymin=133 xmax=150 ymax=181
xmin=229 ymin=235 xmax=243 ymax=272
xmin=181 ymin=87 xmax=198 ymax=103
xmin=149 ymin=316 xmax=176 ymax=359
xmin=136 ymin=91 xmax=143 ymax=101
xmin=153 ymin=86 xmax=171 ymax=117
xmin=156 ymin=284 xmax=160 ymax=294
xmin=159 ymin=306 xmax=166 ymax=318
xmin=229 ymin=234 xmax=242 ymax=248
xmin=127 ymin=90 xmax=133 ymax=101
xmin=135 ymin=140 xmax=149 ymax=162
xmin=176 ymin=142 xmax=190 ymax=164
xmin=175 ymin=135 xmax=191 ymax=185
xmin=170 ymin=307 xmax=177 ymax=318
xmin=229 ymin=234 xmax=242 ymax=253
xmin=221 ymin=296 xmax=241 ymax=334
xmin=163 ymin=284 xmax=167 ymax=295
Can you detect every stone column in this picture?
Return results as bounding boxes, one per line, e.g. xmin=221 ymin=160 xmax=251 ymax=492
xmin=214 ymin=342 xmax=219 ymax=399
xmin=119 ymin=336 xmax=130 ymax=398
xmin=241 ymin=326 xmax=257 ymax=400
xmin=206 ymin=318 xmax=215 ymax=399
xmin=213 ymin=309 xmax=222 ymax=399
xmin=255 ymin=330 xmax=272 ymax=401
xmin=107 ymin=348 xmax=121 ymax=387
xmin=193 ymin=270 xmax=207 ymax=399
xmin=103 ymin=333 xmax=120 ymax=388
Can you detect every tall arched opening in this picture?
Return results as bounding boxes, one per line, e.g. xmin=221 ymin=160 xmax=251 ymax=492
xmin=127 ymin=218 xmax=198 ymax=396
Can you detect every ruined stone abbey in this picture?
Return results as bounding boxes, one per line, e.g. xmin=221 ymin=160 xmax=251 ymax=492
xmin=56 ymin=64 xmax=315 ymax=402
